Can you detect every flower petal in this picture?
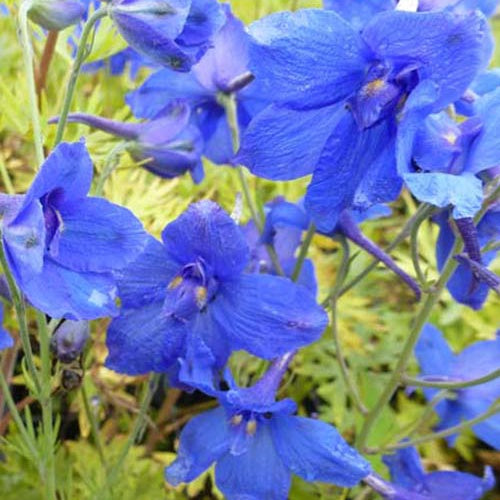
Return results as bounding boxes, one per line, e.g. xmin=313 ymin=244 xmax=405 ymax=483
xmin=324 ymin=0 xmax=395 ymax=30
xmin=271 ymin=415 xmax=371 ymax=486
xmin=382 ymin=448 xmax=426 ymax=490
xmin=247 ymin=9 xmax=368 ymax=109
xmin=212 ymin=274 xmax=328 ymax=359
xmin=53 ymin=197 xmax=146 ymax=273
xmin=105 ymin=302 xmax=184 ymax=374
xmin=414 ymin=324 xmax=454 ymax=378
xmin=19 ymin=258 xmax=118 ymax=320
xmin=237 ymin=104 xmax=342 ymax=181
xmin=166 ymin=407 xmax=230 ymax=485
xmin=161 ymin=201 xmax=249 ymax=279
xmin=424 ymin=469 xmax=495 ymax=500
xmin=216 ymin=422 xmax=290 ymax=500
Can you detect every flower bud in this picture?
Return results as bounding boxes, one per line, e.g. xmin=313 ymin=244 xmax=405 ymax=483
xmin=51 ymin=320 xmax=89 ymax=363
xmin=28 ymin=0 xmax=86 ymax=31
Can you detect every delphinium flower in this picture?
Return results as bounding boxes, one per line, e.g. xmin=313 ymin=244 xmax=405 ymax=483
xmin=0 ymin=142 xmax=147 ymax=319
xmin=414 ymin=324 xmax=500 ymax=449
xmin=126 ymin=5 xmax=269 ymax=164
xmin=0 ymin=304 xmax=13 ymax=350
xmin=50 ymin=320 xmax=89 ymax=363
xmin=165 ymin=355 xmax=371 ymax=499
xmin=247 ymin=197 xmax=421 ymax=299
xmin=27 ymin=0 xmax=86 ymax=31
xmin=53 ymin=102 xmax=204 ymax=182
xmin=364 ymin=446 xmax=495 ymax=499
xmin=106 ymin=201 xmax=328 ymax=381
xmin=433 ymin=203 xmax=499 ymax=309
xmin=237 ymin=7 xmax=491 ymax=231
xmin=108 ymin=0 xmax=225 ymax=72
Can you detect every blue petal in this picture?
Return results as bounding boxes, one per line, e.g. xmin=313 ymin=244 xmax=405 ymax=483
xmin=212 ymin=274 xmax=328 ymax=359
xmin=0 ymin=305 xmax=13 ymax=350
xmin=305 ymin=110 xmax=394 ymax=232
xmin=161 ymin=201 xmax=249 ymax=280
xmin=247 ymin=9 xmax=368 ymax=109
xmin=19 ymin=258 xmax=118 ymax=320
xmin=237 ymin=103 xmax=342 ymax=180
xmin=403 ymin=172 xmax=483 ymax=219
xmin=216 ymin=422 xmax=290 ymax=500
xmin=105 ymin=303 xmax=184 ymax=374
xmin=52 ymin=197 xmax=146 ymax=273
xmin=22 ymin=142 xmax=92 ymax=208
xmin=126 ymin=68 xmax=209 ymax=119
xmin=414 ymin=324 xmax=454 ymax=378
xmin=323 ymin=0 xmax=395 ymax=30
xmin=271 ymin=414 xmax=371 ymax=486
xmin=383 ymin=448 xmax=426 ymax=491
xmin=363 ymin=10 xmax=492 ymax=111
xmin=197 ymin=105 xmax=234 ymax=165
xmin=116 ymin=236 xmax=178 ymax=309
xmin=165 ymin=407 xmax=230 ymax=485
xmin=424 ymin=469 xmax=495 ymax=500
xmin=467 ymin=88 xmax=500 ymax=174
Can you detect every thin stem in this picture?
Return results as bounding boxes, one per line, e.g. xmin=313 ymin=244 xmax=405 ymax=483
xmin=0 ymin=368 xmax=39 ymax=458
xmin=53 ymin=7 xmax=108 ymax=146
xmin=0 ymin=153 xmax=15 ymax=195
xmin=81 ymin=382 xmax=107 ymax=470
xmin=18 ymin=0 xmax=45 ymax=165
xmin=402 ymin=369 xmax=500 ymax=390
xmin=339 ymin=203 xmax=434 ymax=297
xmin=36 ymin=311 xmax=56 ymax=500
xmin=379 ymin=402 xmax=500 ymax=452
xmin=106 ymin=375 xmax=159 ymax=492
xmin=356 ymin=234 xmax=462 ymax=451
xmin=0 ymin=238 xmax=41 ymax=395
xmin=94 ymin=142 xmax=128 ymax=197
xmin=291 ymin=222 xmax=316 ymax=282
xmin=410 ymin=214 xmax=427 ymax=286
xmin=331 ymin=238 xmax=368 ymax=415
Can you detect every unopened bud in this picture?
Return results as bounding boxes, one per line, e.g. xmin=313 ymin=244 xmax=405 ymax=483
xmin=28 ymin=0 xmax=86 ymax=31
xmin=51 ymin=320 xmax=89 ymax=363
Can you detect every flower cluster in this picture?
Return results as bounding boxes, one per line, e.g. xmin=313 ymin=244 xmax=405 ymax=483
xmin=0 ymin=0 xmax=499 ymax=498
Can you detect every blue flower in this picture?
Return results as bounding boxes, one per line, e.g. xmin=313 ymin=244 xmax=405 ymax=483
xmin=105 ymin=201 xmax=328 ymax=377
xmin=433 ymin=206 xmax=499 ymax=309
xmin=50 ymin=320 xmax=89 ymax=363
xmin=0 ymin=304 xmax=13 ymax=351
xmin=126 ymin=5 xmax=269 ymax=164
xmin=109 ymin=0 xmax=225 ymax=72
xmin=237 ymin=8 xmax=490 ymax=231
xmin=0 ymin=142 xmax=147 ymax=320
xmin=28 ymin=0 xmax=86 ymax=31
xmin=414 ymin=324 xmax=500 ymax=449
xmin=59 ymin=103 xmax=204 ymax=182
xmin=365 ymin=446 xmax=495 ymax=499
xmin=165 ymin=357 xmax=371 ymax=499
xmin=398 ymin=88 xmax=500 ymax=220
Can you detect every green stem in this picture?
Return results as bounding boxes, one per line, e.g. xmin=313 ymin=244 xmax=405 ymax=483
xmin=402 ymin=369 xmax=500 ymax=390
xmin=0 ymin=368 xmax=39 ymax=459
xmin=339 ymin=203 xmax=434 ymax=297
xmin=36 ymin=311 xmax=56 ymax=500
xmin=81 ymin=382 xmax=107 ymax=470
xmin=0 ymin=238 xmax=41 ymax=395
xmin=18 ymin=0 xmax=45 ymax=165
xmin=291 ymin=222 xmax=316 ymax=282
xmin=410 ymin=214 xmax=427 ymax=286
xmin=94 ymin=141 xmax=129 ymax=197
xmin=53 ymin=7 xmax=108 ymax=146
xmin=330 ymin=238 xmax=367 ymax=415
xmin=106 ymin=375 xmax=159 ymax=492
xmin=355 ymin=234 xmax=462 ymax=451
xmin=379 ymin=402 xmax=500 ymax=452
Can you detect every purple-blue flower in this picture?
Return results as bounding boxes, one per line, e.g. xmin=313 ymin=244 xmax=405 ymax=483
xmin=365 ymin=446 xmax=494 ymax=499
xmin=109 ymin=0 xmax=225 ymax=72
xmin=237 ymin=8 xmax=491 ymax=231
xmin=59 ymin=103 xmax=204 ymax=182
xmin=165 ymin=356 xmax=371 ymax=499
xmin=51 ymin=320 xmax=89 ymax=363
xmin=105 ymin=201 xmax=328 ymax=377
xmin=126 ymin=5 xmax=269 ymax=164
xmin=0 ymin=304 xmax=13 ymax=351
xmin=434 ymin=205 xmax=499 ymax=309
xmin=0 ymin=142 xmax=147 ymax=320
xmin=28 ymin=0 xmax=86 ymax=31
xmin=414 ymin=324 xmax=500 ymax=449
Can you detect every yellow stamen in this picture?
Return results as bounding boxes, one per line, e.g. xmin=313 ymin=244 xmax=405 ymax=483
xmin=231 ymin=414 xmax=243 ymax=426
xmin=246 ymin=420 xmax=257 ymax=436
xmin=195 ymin=286 xmax=208 ymax=308
xmin=363 ymin=78 xmax=385 ymax=96
xmin=168 ymin=276 xmax=183 ymax=290
xmin=443 ymin=131 xmax=458 ymax=145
